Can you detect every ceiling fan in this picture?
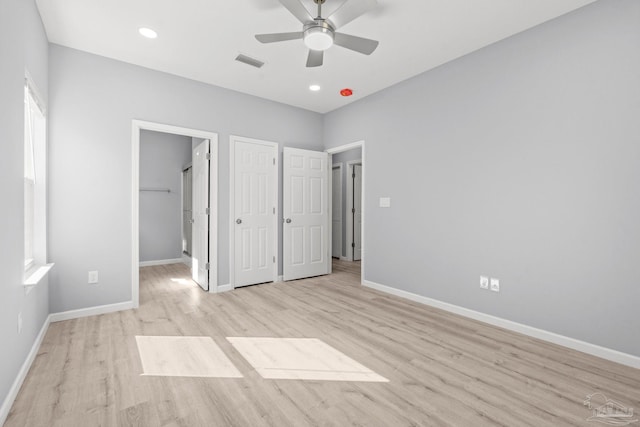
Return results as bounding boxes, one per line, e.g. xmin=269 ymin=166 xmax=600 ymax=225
xmin=255 ymin=0 xmax=379 ymax=67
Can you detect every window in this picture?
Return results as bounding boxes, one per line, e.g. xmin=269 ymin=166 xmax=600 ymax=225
xmin=24 ymin=79 xmax=47 ymax=276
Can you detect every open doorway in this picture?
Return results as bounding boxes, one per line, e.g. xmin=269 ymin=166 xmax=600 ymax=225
xmin=138 ymin=130 xmax=193 ymax=269
xmin=139 ymin=132 xmax=212 ymax=292
xmin=327 ymin=141 xmax=365 ymax=283
xmin=131 ymin=121 xmax=218 ymax=308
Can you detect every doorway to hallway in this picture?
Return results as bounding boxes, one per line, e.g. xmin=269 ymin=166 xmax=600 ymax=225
xmin=327 ymin=141 xmax=365 ymax=283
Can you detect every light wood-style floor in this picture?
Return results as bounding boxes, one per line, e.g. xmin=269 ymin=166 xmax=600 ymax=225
xmin=6 ymin=260 xmax=640 ymax=426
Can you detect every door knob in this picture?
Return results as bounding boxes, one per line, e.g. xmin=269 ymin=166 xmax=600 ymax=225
xmin=236 ymin=218 xmax=242 ymax=224
xmin=285 ymin=218 xmax=292 ymax=223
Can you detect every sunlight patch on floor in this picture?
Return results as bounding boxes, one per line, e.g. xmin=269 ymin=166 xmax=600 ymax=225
xmin=136 ymin=336 xmax=243 ymax=378
xmin=227 ymin=337 xmax=388 ymax=382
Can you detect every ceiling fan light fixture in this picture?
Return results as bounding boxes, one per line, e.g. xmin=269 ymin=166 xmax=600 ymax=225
xmin=304 ymin=25 xmax=334 ymax=51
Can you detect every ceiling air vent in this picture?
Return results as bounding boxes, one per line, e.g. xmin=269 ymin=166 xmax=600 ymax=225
xmin=235 ymin=54 xmax=264 ymax=69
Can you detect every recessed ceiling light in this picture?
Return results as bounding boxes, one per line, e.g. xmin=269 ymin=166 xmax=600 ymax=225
xmin=138 ymin=27 xmax=158 ymax=39
xmin=309 ymin=84 xmax=321 ymax=92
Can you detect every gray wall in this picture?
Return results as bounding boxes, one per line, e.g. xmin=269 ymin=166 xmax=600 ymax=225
xmin=324 ymin=0 xmax=640 ymax=357
xmin=0 ymin=0 xmax=50 ymax=415
xmin=48 ymin=45 xmax=323 ymax=312
xmin=139 ymin=130 xmax=192 ymax=262
xmin=331 ymin=148 xmax=362 ymax=257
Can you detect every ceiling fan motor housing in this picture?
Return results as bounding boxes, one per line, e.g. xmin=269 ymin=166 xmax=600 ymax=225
xmin=303 ymin=20 xmax=335 ymax=50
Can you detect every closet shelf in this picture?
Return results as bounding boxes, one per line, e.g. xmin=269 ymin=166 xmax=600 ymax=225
xmin=140 ymin=187 xmax=171 ymax=193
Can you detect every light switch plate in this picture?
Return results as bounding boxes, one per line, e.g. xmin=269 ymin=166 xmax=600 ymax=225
xmin=480 ymin=276 xmax=489 ymax=289
xmin=379 ymin=197 xmax=391 ymax=208
xmin=490 ymin=278 xmax=500 ymax=292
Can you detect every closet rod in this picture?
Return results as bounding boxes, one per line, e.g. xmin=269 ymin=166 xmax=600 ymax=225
xmin=140 ymin=187 xmax=171 ymax=193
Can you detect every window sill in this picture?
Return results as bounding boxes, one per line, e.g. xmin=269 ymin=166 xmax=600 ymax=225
xmin=23 ymin=263 xmax=54 ymax=287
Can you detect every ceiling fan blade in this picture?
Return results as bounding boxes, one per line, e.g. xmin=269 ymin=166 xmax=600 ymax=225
xmin=333 ymin=32 xmax=379 ymax=55
xmin=326 ymin=0 xmax=378 ymax=30
xmin=255 ymin=32 xmax=303 ymax=43
xmin=306 ymin=50 xmax=324 ymax=67
xmin=278 ymin=0 xmax=314 ymax=24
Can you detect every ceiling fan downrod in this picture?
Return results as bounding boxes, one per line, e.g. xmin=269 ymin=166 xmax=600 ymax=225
xmin=313 ymin=0 xmax=326 ymax=19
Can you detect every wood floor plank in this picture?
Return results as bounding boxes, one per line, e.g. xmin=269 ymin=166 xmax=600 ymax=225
xmin=5 ymin=260 xmax=639 ymax=426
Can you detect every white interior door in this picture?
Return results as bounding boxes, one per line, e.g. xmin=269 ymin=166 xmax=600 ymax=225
xmin=192 ymin=139 xmax=209 ymax=291
xmin=332 ymin=166 xmax=342 ymax=258
xmin=353 ymin=164 xmax=362 ymax=261
xmin=283 ymin=147 xmax=330 ymax=281
xmin=233 ymin=139 xmax=277 ymax=287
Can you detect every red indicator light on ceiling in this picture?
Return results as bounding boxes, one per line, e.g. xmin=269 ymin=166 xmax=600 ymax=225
xmin=340 ymin=88 xmax=353 ymax=97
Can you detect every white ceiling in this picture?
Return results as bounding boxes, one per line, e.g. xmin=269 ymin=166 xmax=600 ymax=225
xmin=36 ymin=0 xmax=596 ymax=113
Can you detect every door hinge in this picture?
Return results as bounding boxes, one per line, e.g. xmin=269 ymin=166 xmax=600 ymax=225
xmin=273 ymin=207 xmax=275 ymax=214
xmin=205 ymin=262 xmax=210 ymax=270
xmin=352 ymin=243 xmax=355 ymax=248
xmin=273 ymin=158 xmax=276 ymax=165
xmin=205 ymin=207 xmax=210 ymax=215
xmin=206 ymin=153 xmax=211 ymax=160
xmin=273 ymin=256 xmax=276 ymax=263
xmin=352 ymin=208 xmax=356 ymax=213
xmin=352 ymin=173 xmax=356 ymax=178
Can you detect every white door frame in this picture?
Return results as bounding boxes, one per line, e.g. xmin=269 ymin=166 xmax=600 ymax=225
xmin=229 ymin=135 xmax=279 ymax=288
xmin=345 ymin=159 xmax=362 ymax=262
xmin=326 ymin=141 xmax=365 ymax=283
xmin=131 ymin=120 xmax=219 ymax=308
xmin=332 ymin=163 xmax=343 ymax=258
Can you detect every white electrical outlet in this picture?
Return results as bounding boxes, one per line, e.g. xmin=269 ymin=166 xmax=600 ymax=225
xmin=480 ymin=276 xmax=489 ymax=289
xmin=88 ymin=270 xmax=99 ymax=284
xmin=18 ymin=312 xmax=23 ymax=334
xmin=490 ymin=278 xmax=500 ymax=292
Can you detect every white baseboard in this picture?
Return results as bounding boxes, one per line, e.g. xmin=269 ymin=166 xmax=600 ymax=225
xmin=0 ymin=314 xmax=51 ymax=426
xmin=50 ymin=301 xmax=135 ymax=323
xmin=340 ymin=256 xmax=351 ymax=261
xmin=363 ymin=280 xmax=640 ymax=369
xmin=275 ymin=275 xmax=283 ymax=283
xmin=216 ymin=284 xmax=233 ymax=293
xmin=139 ymin=258 xmax=182 ymax=267
xmin=181 ymin=254 xmax=191 ymax=268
